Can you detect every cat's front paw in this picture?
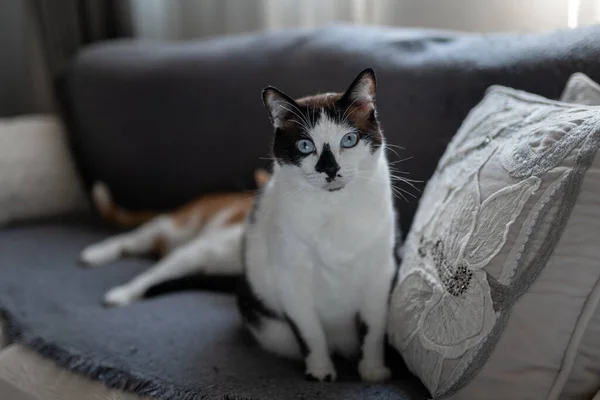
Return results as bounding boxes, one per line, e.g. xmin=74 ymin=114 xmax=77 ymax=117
xmin=103 ymin=285 xmax=141 ymax=307
xmin=305 ymin=355 xmax=337 ymax=382
xmin=80 ymin=244 xmax=120 ymax=267
xmin=358 ymin=360 xmax=391 ymax=382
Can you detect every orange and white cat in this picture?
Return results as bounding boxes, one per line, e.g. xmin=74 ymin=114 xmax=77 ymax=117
xmin=80 ymin=169 xmax=270 ymax=307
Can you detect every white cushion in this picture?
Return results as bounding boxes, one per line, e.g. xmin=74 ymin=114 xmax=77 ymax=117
xmin=557 ymin=72 xmax=600 ymax=399
xmin=0 ymin=375 xmax=37 ymax=400
xmin=560 ymin=72 xmax=600 ymax=105
xmin=0 ymin=344 xmax=150 ymax=400
xmin=0 ymin=115 xmax=88 ymax=226
xmin=388 ymin=85 xmax=600 ymax=399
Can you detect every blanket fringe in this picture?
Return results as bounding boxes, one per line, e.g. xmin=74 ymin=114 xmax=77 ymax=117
xmin=0 ymin=308 xmax=257 ymax=400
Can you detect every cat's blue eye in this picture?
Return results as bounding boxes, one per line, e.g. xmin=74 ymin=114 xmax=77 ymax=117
xmin=341 ymin=132 xmax=359 ymax=148
xmin=296 ymin=139 xmax=315 ymax=154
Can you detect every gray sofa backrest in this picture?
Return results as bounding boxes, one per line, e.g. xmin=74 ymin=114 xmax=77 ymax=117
xmin=59 ymin=24 xmax=600 ymax=235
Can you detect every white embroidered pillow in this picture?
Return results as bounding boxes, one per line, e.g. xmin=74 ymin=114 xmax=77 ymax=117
xmin=388 ymin=85 xmax=600 ymax=399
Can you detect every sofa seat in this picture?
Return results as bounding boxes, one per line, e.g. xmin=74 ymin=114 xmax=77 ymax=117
xmin=0 ymin=216 xmax=428 ymax=400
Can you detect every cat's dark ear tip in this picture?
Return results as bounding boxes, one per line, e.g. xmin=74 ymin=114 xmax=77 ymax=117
xmin=262 ymin=86 xmax=277 ymax=109
xmin=361 ymin=67 xmax=375 ymax=76
xmin=262 ymin=85 xmax=276 ymax=94
xmin=261 ymin=86 xmax=285 ymax=106
xmin=261 ymin=86 xmax=275 ymax=99
xmin=359 ymin=68 xmax=376 ymax=83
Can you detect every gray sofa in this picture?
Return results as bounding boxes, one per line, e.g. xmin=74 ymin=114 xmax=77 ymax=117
xmin=3 ymin=24 xmax=600 ymax=400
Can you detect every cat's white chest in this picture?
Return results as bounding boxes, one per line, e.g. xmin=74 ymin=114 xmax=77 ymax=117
xmin=304 ymin=216 xmax=364 ymax=265
xmin=309 ymin=249 xmax=363 ymax=356
xmin=293 ymin=196 xmax=388 ymax=357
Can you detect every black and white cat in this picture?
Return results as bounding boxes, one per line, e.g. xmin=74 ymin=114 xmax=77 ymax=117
xmin=80 ymin=68 xmax=398 ymax=383
xmin=240 ymin=68 xmax=397 ymax=382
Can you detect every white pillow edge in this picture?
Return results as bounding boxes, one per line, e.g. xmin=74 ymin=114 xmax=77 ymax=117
xmin=559 ymin=72 xmax=600 ymax=104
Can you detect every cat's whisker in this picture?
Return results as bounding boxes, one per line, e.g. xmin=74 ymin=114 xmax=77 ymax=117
xmin=389 ymin=176 xmax=421 ymax=195
xmin=391 ymin=187 xmax=409 ymax=202
xmin=388 ymin=160 xmax=410 ymax=166
xmin=280 ymin=104 xmax=304 ymax=122
xmin=289 ymin=119 xmax=312 ymax=132
xmin=388 ymin=167 xmax=421 ymax=182
xmin=355 ymin=171 xmax=420 ymax=199
xmin=281 ymin=105 xmax=312 ymax=132
xmin=388 ymin=169 xmax=421 ymax=181
xmin=289 ymin=102 xmax=315 ymax=131
xmin=340 ymin=98 xmax=360 ymax=125
xmin=355 ymin=176 xmax=410 ymax=202
xmin=343 ymin=106 xmax=361 ymax=124
xmin=353 ymin=172 xmax=405 ymax=189
xmin=388 ymin=180 xmax=416 ymax=200
xmin=390 ymin=178 xmax=422 ymax=193
xmin=393 ymin=184 xmax=418 ymax=198
xmin=287 ymin=118 xmax=303 ymax=126
xmin=386 ymin=143 xmax=406 ymax=151
xmin=388 ymin=156 xmax=414 ymax=165
xmin=390 ymin=175 xmax=422 ymax=184
xmin=385 ymin=146 xmax=402 ymax=160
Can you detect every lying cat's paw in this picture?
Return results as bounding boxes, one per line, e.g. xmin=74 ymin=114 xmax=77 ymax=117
xmin=358 ymin=361 xmax=391 ymax=382
xmin=103 ymin=285 xmax=140 ymax=307
xmin=305 ymin=355 xmax=337 ymax=382
xmin=80 ymin=244 xmax=120 ymax=267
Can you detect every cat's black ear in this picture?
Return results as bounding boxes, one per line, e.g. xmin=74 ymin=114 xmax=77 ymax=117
xmin=340 ymin=68 xmax=377 ymax=108
xmin=262 ymin=86 xmax=300 ymax=128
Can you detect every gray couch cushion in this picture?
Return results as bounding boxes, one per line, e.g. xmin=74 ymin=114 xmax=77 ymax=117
xmin=0 ymin=216 xmax=427 ymax=399
xmin=60 ymin=24 xmax=600 ymax=236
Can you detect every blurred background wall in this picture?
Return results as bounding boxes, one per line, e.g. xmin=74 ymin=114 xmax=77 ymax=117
xmin=3 ymin=0 xmax=600 ymax=117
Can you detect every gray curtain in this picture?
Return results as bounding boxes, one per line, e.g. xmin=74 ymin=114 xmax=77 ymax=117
xmin=131 ymin=0 xmax=583 ymax=41
xmin=0 ymin=0 xmax=132 ymax=117
xmin=30 ymin=0 xmax=133 ymax=79
xmin=0 ymin=1 xmax=52 ymax=117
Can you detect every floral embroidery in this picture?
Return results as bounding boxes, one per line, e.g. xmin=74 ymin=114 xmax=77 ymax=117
xmin=501 ymin=109 xmax=599 ymax=179
xmin=392 ymin=170 xmax=540 ymax=366
xmin=419 ymin=240 xmax=472 ymax=297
